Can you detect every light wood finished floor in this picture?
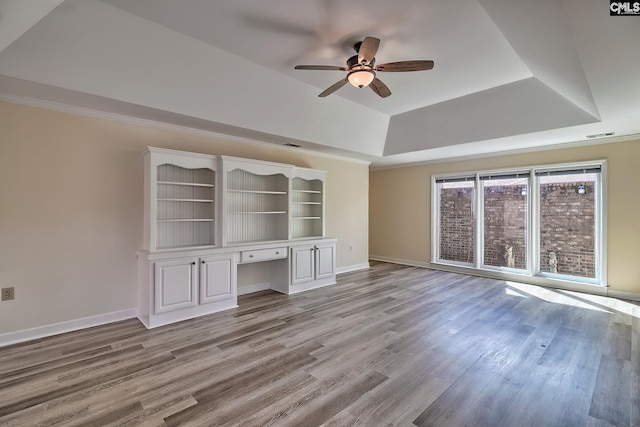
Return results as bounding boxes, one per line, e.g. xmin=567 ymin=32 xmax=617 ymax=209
xmin=1 ymin=261 xmax=639 ymax=426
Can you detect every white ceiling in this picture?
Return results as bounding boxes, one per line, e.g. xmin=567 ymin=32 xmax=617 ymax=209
xmin=0 ymin=0 xmax=638 ymax=166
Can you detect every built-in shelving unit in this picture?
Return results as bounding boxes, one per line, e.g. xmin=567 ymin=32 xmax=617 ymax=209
xmin=291 ymin=170 xmax=325 ymax=239
xmin=139 ymin=148 xmax=335 ymax=329
xmin=223 ymin=160 xmax=291 ymax=245
xmin=155 ymin=168 xmax=215 ymax=249
xmin=146 ymin=155 xmax=219 ymax=251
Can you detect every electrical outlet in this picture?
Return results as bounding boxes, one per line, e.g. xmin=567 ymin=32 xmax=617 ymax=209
xmin=2 ymin=287 xmax=15 ymax=301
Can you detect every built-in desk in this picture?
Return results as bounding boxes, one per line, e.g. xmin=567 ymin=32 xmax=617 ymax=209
xmin=137 ymin=238 xmax=336 ymax=328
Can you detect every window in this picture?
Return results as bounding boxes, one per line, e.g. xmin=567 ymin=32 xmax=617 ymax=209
xmin=537 ymin=167 xmax=601 ymax=280
xmin=435 ymin=177 xmax=475 ymax=265
xmin=433 ymin=162 xmax=605 ymax=286
xmin=480 ymin=173 xmax=529 ymax=271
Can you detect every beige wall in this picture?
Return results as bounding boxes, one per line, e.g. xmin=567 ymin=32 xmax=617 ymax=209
xmin=0 ymin=101 xmax=369 ymax=335
xmin=370 ymin=139 xmax=640 ymax=294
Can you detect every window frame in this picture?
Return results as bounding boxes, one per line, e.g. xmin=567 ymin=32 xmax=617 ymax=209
xmin=432 ymin=160 xmax=607 ymax=287
xmin=432 ymin=175 xmax=477 ymax=267
xmin=478 ymin=172 xmax=531 ymax=274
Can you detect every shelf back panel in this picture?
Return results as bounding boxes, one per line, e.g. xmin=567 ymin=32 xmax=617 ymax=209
xmin=157 ymin=221 xmax=215 ymax=249
xmin=227 ymin=169 xmax=288 ymax=192
xmin=158 ymin=164 xmax=215 ymax=185
xmin=156 ymin=164 xmax=216 ymax=248
xmin=291 ymin=218 xmax=323 ymax=239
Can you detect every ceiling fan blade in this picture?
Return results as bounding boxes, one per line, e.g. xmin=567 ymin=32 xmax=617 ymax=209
xmin=369 ymin=77 xmax=391 ymax=98
xmin=295 ymin=65 xmax=348 ymax=71
xmin=358 ymin=36 xmax=380 ymax=65
xmin=319 ymin=78 xmax=348 ymax=97
xmin=375 ymin=60 xmax=435 ymax=72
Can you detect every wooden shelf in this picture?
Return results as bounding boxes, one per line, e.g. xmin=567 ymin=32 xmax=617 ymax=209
xmin=158 ymin=198 xmax=214 ymax=203
xmin=292 ymin=189 xmax=321 ymax=194
xmin=293 ymin=216 xmax=321 ymax=220
xmin=228 ymin=189 xmax=287 ymax=195
xmin=226 ymin=238 xmax=285 ymax=245
xmin=157 ymin=219 xmax=214 ymax=222
xmin=158 ymin=181 xmax=214 ymax=188
xmin=229 ymin=211 xmax=287 ymax=215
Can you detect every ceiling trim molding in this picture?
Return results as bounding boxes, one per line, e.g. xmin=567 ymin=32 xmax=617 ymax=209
xmin=370 ymin=133 xmax=640 ymax=171
xmin=0 ymin=92 xmax=372 ymax=166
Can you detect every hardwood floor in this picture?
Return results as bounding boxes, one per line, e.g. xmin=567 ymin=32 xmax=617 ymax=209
xmin=1 ymin=261 xmax=639 ymax=426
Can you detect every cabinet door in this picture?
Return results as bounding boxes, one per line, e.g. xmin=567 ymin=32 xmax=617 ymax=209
xmin=154 ymin=258 xmax=198 ymax=314
xmin=315 ymin=243 xmax=336 ymax=280
xmin=200 ymin=254 xmax=236 ymax=304
xmin=291 ymin=245 xmax=315 ymax=285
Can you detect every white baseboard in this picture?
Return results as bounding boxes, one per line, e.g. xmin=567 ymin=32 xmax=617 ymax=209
xmin=371 ymin=256 xmax=640 ymax=302
xmin=336 ymin=262 xmax=370 ymax=274
xmin=369 ymin=255 xmax=430 ymax=269
xmin=606 ymin=288 xmax=640 ymax=302
xmin=237 ymin=282 xmax=271 ymax=296
xmin=0 ymin=308 xmax=138 ymax=348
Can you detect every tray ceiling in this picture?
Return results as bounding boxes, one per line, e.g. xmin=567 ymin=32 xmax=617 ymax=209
xmin=0 ymin=0 xmax=638 ymax=166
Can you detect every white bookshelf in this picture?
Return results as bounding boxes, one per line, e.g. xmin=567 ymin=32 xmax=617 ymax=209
xmin=291 ymin=169 xmax=325 ymax=239
xmin=144 ymin=148 xmax=220 ymax=251
xmin=139 ymin=148 xmax=335 ymax=329
xmin=155 ymin=165 xmax=215 ymax=249
xmin=222 ymin=158 xmax=292 ymax=245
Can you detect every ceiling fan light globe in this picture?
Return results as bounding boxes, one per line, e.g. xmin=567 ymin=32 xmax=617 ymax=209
xmin=348 ymin=70 xmax=375 ymax=88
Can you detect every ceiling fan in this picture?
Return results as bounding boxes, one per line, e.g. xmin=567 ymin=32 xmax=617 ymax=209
xmin=294 ymin=36 xmax=434 ymax=98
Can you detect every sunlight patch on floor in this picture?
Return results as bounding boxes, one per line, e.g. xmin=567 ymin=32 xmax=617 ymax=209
xmin=505 ymin=287 xmax=529 ymax=298
xmin=504 ymin=281 xmax=613 ymax=314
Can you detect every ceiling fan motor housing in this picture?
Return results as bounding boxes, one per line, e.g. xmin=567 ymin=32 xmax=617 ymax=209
xmin=347 ymin=55 xmax=375 ymax=69
xmin=347 ymin=55 xmax=358 ymax=68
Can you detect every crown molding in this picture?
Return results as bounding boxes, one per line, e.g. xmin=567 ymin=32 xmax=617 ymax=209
xmin=0 ymin=93 xmax=372 ymax=166
xmin=369 ymin=132 xmax=640 ymax=171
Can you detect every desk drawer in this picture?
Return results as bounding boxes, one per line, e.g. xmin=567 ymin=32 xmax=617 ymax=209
xmin=241 ymin=247 xmax=287 ymax=263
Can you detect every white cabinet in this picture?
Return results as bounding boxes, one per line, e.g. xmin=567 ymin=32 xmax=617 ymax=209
xmin=154 ymin=257 xmax=198 ymax=314
xmin=314 ymin=242 xmax=336 ymax=280
xmin=138 ymin=148 xmax=336 ymax=328
xmin=291 ymin=245 xmax=315 ymax=285
xmin=200 ymin=254 xmax=236 ymax=304
xmin=138 ymin=251 xmax=238 ymax=328
xmin=290 ymin=241 xmax=336 ymax=293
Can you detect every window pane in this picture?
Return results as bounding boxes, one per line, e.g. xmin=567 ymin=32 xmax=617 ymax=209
xmin=482 ymin=177 xmax=528 ymax=269
xmin=539 ymin=174 xmax=597 ymax=278
xmin=438 ymin=181 xmax=475 ymax=264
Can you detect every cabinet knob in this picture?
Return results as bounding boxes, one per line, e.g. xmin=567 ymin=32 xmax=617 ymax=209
xmin=191 ymin=262 xmax=196 ymax=265
xmin=249 ymin=254 xmax=253 ymax=258
xmin=276 ymin=251 xmax=279 ymax=255
xmin=202 ymin=260 xmax=205 ymax=264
